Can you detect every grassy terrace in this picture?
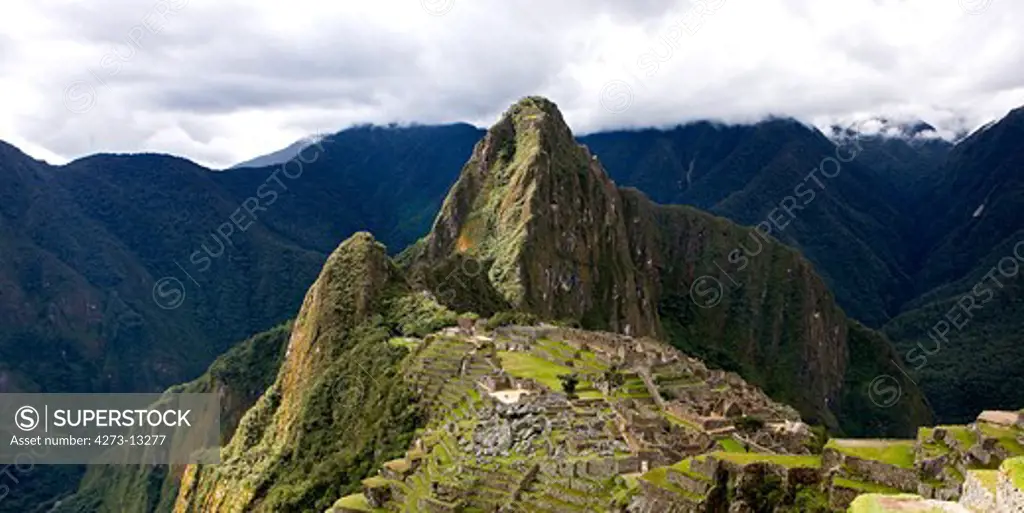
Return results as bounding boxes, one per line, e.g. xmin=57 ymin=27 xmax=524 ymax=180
xmin=826 ymin=439 xmax=916 ymax=469
xmin=329 ymin=493 xmax=388 ymax=512
xmin=669 ymin=458 xmax=713 ymax=481
xmin=937 ymin=425 xmax=976 ymax=449
xmin=497 ymin=348 xmax=604 ymax=398
xmin=969 ymin=469 xmax=999 ymax=494
xmin=832 ymin=476 xmax=902 ymax=494
xmin=699 ymin=451 xmax=822 ymax=469
xmin=639 ymin=467 xmax=704 ymax=501
xmin=978 ymin=422 xmax=1024 ymax=455
xmin=1005 ymin=457 xmax=1024 ymax=489
xmin=663 ymin=412 xmax=701 ymax=432
xmin=498 ymin=351 xmax=572 ymax=391
xmin=716 ymin=437 xmax=747 ymax=453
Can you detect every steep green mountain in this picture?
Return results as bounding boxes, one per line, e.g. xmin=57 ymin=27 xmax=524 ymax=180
xmin=581 ymin=121 xmax=913 ymax=328
xmin=0 ymin=122 xmax=484 ymax=392
xmin=407 ymin=97 xmax=930 ymax=436
xmin=0 ymin=141 xmax=317 ymax=397
xmin=53 ymin=323 xmax=291 ymax=513
xmin=409 ymin=99 xmax=660 ymax=336
xmin=174 ymin=233 xmax=457 ymax=512
xmin=0 ymin=126 xmax=477 ymax=508
xmin=883 ymin=106 xmax=1024 ymax=422
xmin=167 ymin=97 xmax=933 ymax=513
xmin=913 ymin=107 xmax=1024 ymax=292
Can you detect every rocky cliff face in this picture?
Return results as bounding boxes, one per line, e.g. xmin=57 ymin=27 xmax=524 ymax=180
xmin=617 ymin=189 xmax=850 ymax=428
xmin=419 ymin=97 xmax=660 ymax=336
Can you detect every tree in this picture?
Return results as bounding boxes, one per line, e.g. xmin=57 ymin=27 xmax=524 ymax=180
xmin=558 ymin=373 xmax=579 ymax=397
xmin=603 ymin=365 xmax=625 ymax=391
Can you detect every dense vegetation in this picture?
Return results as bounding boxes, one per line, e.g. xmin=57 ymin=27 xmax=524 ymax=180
xmin=2 ymin=97 xmax=1021 ymax=509
xmin=54 ymin=323 xmax=292 ymax=513
xmin=175 ymin=233 xmax=457 ymax=512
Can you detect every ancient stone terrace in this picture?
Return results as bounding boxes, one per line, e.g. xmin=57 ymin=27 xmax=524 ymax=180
xmin=328 ymin=322 xmax=1024 ymax=512
xmin=848 ymin=455 xmax=1024 ymax=512
xmin=623 ymin=408 xmax=1024 ymax=512
xmin=327 ymin=322 xmax=823 ymax=512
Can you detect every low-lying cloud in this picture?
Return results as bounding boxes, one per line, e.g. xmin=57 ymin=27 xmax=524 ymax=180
xmin=1 ymin=0 xmax=1022 ymax=168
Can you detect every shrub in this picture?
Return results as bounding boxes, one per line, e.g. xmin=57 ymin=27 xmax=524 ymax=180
xmin=735 ymin=415 xmax=766 ymax=432
xmin=558 ymin=373 xmax=579 ymax=397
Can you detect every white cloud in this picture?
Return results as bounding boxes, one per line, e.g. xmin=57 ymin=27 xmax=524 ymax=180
xmin=0 ymin=0 xmax=1022 ymax=168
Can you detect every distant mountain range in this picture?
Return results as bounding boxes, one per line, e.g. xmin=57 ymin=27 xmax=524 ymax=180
xmin=1 ymin=98 xmax=1022 ymax=510
xmin=229 ymin=134 xmax=327 ymax=170
xmin=4 ymin=103 xmax=1021 ymax=413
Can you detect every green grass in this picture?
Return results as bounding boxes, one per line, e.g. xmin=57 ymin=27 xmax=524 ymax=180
xmin=938 ymin=425 xmax=976 ymax=449
xmin=978 ymin=423 xmax=1024 ymax=456
xmin=639 ymin=467 xmax=703 ymax=501
xmin=700 ymin=451 xmax=821 ymax=469
xmin=832 ymin=477 xmax=902 ymax=494
xmin=361 ymin=476 xmax=390 ymax=488
xmin=1003 ymin=457 xmax=1024 ymax=490
xmin=669 ymin=458 xmax=713 ymax=481
xmin=825 ymin=439 xmax=916 ymax=469
xmin=663 ymin=412 xmax=701 ymax=432
xmin=969 ymin=469 xmax=999 ymax=494
xmin=331 ymin=493 xmax=388 ymax=512
xmin=497 ymin=351 xmax=573 ymax=391
xmin=387 ymin=337 xmax=421 ymax=351
xmin=716 ymin=437 xmax=748 ymax=453
xmin=916 ymin=428 xmax=951 ymax=459
xmin=384 ymin=458 xmax=411 ymax=473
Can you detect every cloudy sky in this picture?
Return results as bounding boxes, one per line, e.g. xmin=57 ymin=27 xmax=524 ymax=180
xmin=1 ymin=0 xmax=1021 ymax=169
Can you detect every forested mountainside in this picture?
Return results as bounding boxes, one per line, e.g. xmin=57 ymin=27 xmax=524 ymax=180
xmin=2 ymin=96 xmax=1021 ymax=511
xmin=404 ymin=97 xmax=929 ymax=435
xmin=43 ymin=97 xmax=1024 ymax=513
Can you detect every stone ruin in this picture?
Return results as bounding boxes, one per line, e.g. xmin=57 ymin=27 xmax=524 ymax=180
xmin=461 ymin=397 xmax=554 ymax=461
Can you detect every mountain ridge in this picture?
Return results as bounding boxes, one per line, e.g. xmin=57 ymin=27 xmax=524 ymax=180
xmin=406 ymin=96 xmax=930 ymax=435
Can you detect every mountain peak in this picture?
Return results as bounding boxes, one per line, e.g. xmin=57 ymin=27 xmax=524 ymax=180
xmin=416 ymin=96 xmax=659 ymax=335
xmin=475 ymin=96 xmax=578 ymax=174
xmin=500 ymin=96 xmax=569 ymax=132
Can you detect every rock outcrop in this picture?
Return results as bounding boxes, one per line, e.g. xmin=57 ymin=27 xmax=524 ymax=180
xmin=417 ymin=96 xmax=660 ymax=336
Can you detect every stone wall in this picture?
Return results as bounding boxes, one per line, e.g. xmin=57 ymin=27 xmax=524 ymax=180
xmin=827 ymin=483 xmax=860 ymax=511
xmin=997 ymin=467 xmax=1024 ymax=512
xmin=510 ymin=464 xmax=540 ymax=501
xmin=959 ymin=471 xmax=996 ymax=512
xmin=635 ymin=481 xmax=702 ymax=513
xmin=823 ymin=448 xmax=920 ymax=492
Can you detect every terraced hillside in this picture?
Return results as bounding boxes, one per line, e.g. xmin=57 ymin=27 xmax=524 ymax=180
xmin=327 ymin=335 xmax=1023 ymax=513
xmin=407 ymin=96 xmax=931 ymax=437
xmin=631 ymin=408 xmax=1024 ymax=511
xmin=325 ymin=324 xmax=816 ymax=513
